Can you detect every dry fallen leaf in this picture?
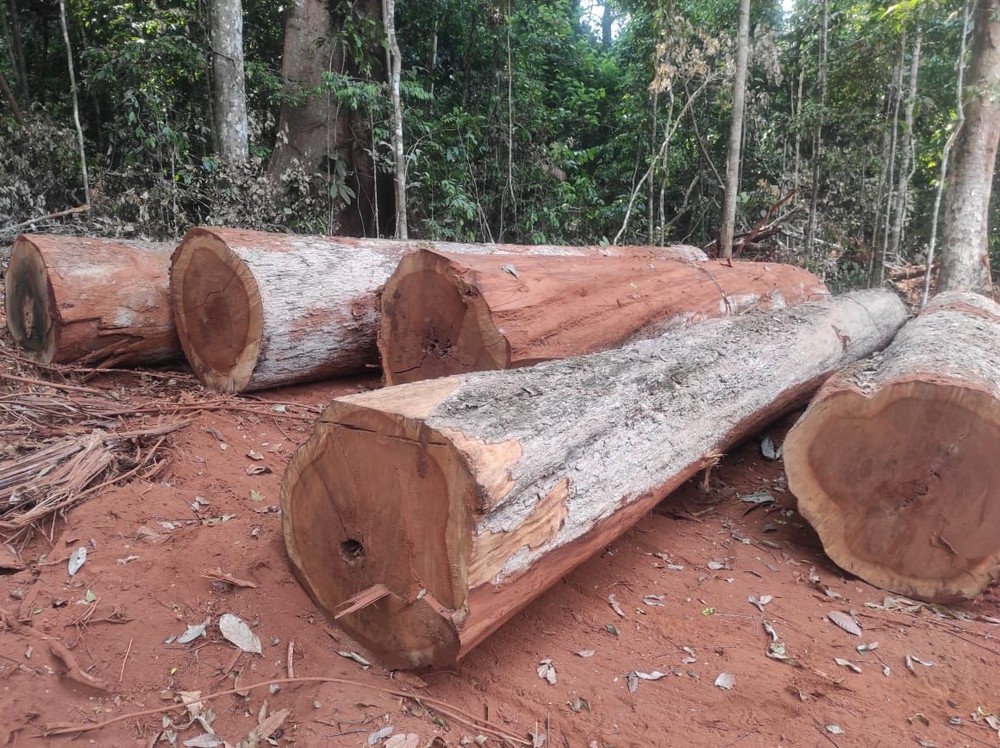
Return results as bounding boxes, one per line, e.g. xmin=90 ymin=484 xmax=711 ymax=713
xmin=714 ymin=672 xmax=735 ymax=690
xmin=834 ymin=657 xmax=862 ymax=674
xmin=537 ymin=659 xmax=557 ymax=685
xmin=827 ymin=610 xmax=862 ymax=637
xmin=218 ymin=613 xmax=261 ymax=655
xmin=608 ymin=594 xmax=625 ymax=618
xmin=574 ymin=649 xmax=595 ymax=658
xmin=384 ymin=735 xmax=420 ymax=748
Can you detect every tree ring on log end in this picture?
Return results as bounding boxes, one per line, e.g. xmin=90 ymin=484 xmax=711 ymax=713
xmin=171 ymin=230 xmax=263 ymax=393
xmin=4 ymin=238 xmax=58 ymax=363
xmin=381 ymin=253 xmax=510 ymax=385
xmin=280 ymin=398 xmax=475 ymax=669
xmin=786 ymin=379 xmax=1000 ymax=602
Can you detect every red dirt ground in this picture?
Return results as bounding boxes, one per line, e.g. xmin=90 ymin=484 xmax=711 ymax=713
xmin=1 ymin=358 xmax=999 ymax=747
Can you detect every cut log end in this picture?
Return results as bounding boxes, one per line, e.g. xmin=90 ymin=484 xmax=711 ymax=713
xmin=380 ymin=253 xmax=511 ymax=385
xmin=788 ymin=379 xmax=1000 ymax=603
xmin=281 ymin=391 xmax=472 ymax=669
xmin=4 ymin=239 xmax=57 ymax=362
xmin=171 ymin=230 xmax=264 ymax=393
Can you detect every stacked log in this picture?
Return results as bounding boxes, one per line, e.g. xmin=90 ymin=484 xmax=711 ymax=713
xmin=4 ymin=234 xmax=180 ymax=366
xmin=280 ymin=290 xmax=906 ymax=669
xmin=379 ymin=249 xmax=829 ymax=384
xmin=169 ymin=227 xmax=708 ymax=393
xmin=785 ymin=291 xmax=1000 ymax=603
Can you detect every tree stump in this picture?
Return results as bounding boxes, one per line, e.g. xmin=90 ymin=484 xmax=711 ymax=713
xmin=169 ymin=227 xmax=709 ymax=393
xmin=4 ymin=234 xmax=180 ymax=366
xmin=380 ymin=249 xmax=829 ymax=384
xmin=281 ymin=290 xmax=907 ymax=668
xmin=785 ymin=291 xmax=1000 ymax=602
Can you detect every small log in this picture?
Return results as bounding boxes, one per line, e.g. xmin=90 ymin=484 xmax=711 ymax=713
xmin=281 ymin=290 xmax=906 ymax=669
xmin=380 ymin=250 xmax=829 ymax=384
xmin=169 ymin=227 xmax=708 ymax=393
xmin=785 ymin=291 xmax=1000 ymax=603
xmin=4 ymin=234 xmax=180 ymax=366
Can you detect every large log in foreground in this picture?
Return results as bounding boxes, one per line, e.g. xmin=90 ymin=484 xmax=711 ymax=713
xmin=785 ymin=291 xmax=1000 ymax=603
xmin=281 ymin=290 xmax=906 ymax=669
xmin=170 ymin=227 xmax=709 ymax=393
xmin=4 ymin=234 xmax=180 ymax=366
xmin=380 ymin=249 xmax=829 ymax=384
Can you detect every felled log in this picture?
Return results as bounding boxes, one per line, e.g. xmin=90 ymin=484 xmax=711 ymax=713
xmin=169 ymin=227 xmax=709 ymax=393
xmin=4 ymin=234 xmax=180 ymax=366
xmin=281 ymin=290 xmax=906 ymax=669
xmin=380 ymin=250 xmax=829 ymax=384
xmin=785 ymin=291 xmax=1000 ymax=603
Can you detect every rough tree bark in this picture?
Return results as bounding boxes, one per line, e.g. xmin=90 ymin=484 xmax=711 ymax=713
xmin=5 ymin=235 xmax=180 ymax=366
xmin=939 ymin=0 xmax=1000 ymax=296
xmin=281 ymin=290 xmax=907 ymax=669
xmin=379 ymin=249 xmax=829 ymax=384
xmin=888 ymin=27 xmax=921 ymax=269
xmin=170 ymin=227 xmax=708 ymax=393
xmin=719 ymin=0 xmax=751 ymax=262
xmin=785 ymin=292 xmax=1000 ymax=603
xmin=210 ymin=0 xmax=249 ymax=162
xmin=268 ymin=0 xmax=384 ymax=235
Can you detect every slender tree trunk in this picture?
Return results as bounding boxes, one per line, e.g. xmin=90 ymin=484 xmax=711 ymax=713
xmin=805 ymin=0 xmax=829 ymax=260
xmin=601 ymin=2 xmax=614 ymax=50
xmin=939 ymin=0 xmax=1000 ymax=296
xmin=793 ymin=66 xmax=804 ymax=194
xmin=383 ymin=0 xmax=407 ymax=239
xmin=7 ymin=0 xmax=28 ymax=104
xmin=648 ymin=91 xmax=659 ymax=243
xmin=719 ymin=0 xmax=751 ymax=262
xmin=879 ymin=36 xmax=905 ymax=281
xmin=210 ymin=0 xmax=249 ymax=162
xmin=924 ymin=0 xmax=973 ymax=306
xmin=0 ymin=67 xmax=24 ymax=125
xmin=58 ymin=0 xmax=89 ymax=206
xmin=888 ymin=27 xmax=922 ymax=271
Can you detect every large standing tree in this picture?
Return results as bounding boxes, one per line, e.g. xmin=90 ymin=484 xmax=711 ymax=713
xmin=939 ymin=0 xmax=1000 ymax=295
xmin=210 ymin=0 xmax=249 ymax=162
xmin=268 ymin=0 xmax=387 ymax=236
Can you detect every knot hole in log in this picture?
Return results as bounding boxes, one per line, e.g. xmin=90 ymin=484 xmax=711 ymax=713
xmin=340 ymin=538 xmax=365 ymax=566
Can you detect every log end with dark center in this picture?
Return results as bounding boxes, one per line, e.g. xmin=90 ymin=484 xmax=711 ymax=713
xmin=170 ymin=228 xmax=263 ymax=393
xmin=280 ymin=388 xmax=474 ymax=669
xmin=379 ymin=251 xmax=510 ymax=386
xmin=4 ymin=236 xmax=58 ymax=363
xmin=786 ymin=380 xmax=1000 ymax=603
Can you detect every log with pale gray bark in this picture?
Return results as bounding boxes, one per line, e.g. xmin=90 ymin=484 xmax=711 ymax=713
xmin=379 ymin=248 xmax=829 ymax=384
xmin=5 ymin=234 xmax=180 ymax=366
xmin=785 ymin=291 xmax=1000 ymax=603
xmin=280 ymin=289 xmax=907 ymax=669
xmin=169 ymin=226 xmax=709 ymax=393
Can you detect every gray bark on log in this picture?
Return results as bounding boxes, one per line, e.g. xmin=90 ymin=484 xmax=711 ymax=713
xmin=786 ymin=291 xmax=1000 ymax=602
xmin=170 ymin=227 xmax=708 ymax=393
xmin=281 ymin=289 xmax=907 ymax=669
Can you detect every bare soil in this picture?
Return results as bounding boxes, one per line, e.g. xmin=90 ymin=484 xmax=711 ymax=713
xmin=1 ymin=343 xmax=999 ymax=747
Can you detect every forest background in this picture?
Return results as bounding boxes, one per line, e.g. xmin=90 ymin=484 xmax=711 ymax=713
xmin=0 ymin=0 xmax=996 ymax=292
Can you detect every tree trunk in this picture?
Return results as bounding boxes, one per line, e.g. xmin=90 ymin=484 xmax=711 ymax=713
xmin=380 ymin=249 xmax=829 ymax=385
xmin=58 ymin=0 xmax=89 ymax=206
xmin=268 ymin=0 xmax=383 ymax=235
xmin=382 ymin=0 xmax=406 ymax=239
xmin=0 ymin=66 xmax=24 ymax=125
xmin=719 ymin=0 xmax=751 ymax=262
xmin=281 ymin=290 xmax=907 ymax=669
xmin=888 ymin=27 xmax=921 ymax=267
xmin=5 ymin=235 xmax=180 ymax=366
xmin=805 ymin=0 xmax=829 ymax=260
xmin=210 ymin=0 xmax=249 ymax=162
xmin=785 ymin=291 xmax=1000 ymax=603
xmin=170 ymin=227 xmax=709 ymax=393
xmin=939 ymin=0 xmax=1000 ymax=296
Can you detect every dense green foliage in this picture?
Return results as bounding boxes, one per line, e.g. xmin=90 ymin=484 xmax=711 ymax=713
xmin=0 ymin=0 xmax=996 ymax=284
